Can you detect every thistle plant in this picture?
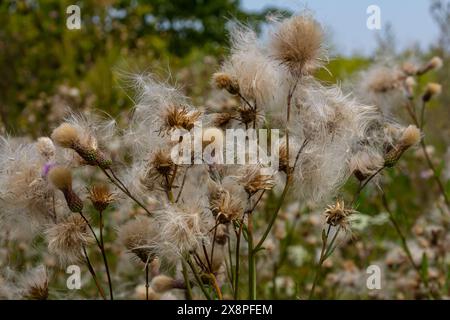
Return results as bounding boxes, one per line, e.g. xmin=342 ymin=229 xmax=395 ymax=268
xmin=0 ymin=11 xmax=448 ymax=301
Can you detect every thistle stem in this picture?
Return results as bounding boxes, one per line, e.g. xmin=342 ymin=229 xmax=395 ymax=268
xmin=309 ymin=225 xmax=336 ymax=299
xmin=145 ymin=263 xmax=149 ymax=300
xmin=100 ymin=168 xmax=153 ymax=216
xmin=82 ymin=245 xmax=106 ymax=300
xmin=99 ymin=211 xmax=114 ymax=300
xmin=247 ymin=212 xmax=256 ymax=300
xmin=186 ymin=258 xmax=211 ymax=300
xmin=182 ymin=260 xmax=193 ymax=300
xmin=234 ymin=219 xmax=243 ymax=299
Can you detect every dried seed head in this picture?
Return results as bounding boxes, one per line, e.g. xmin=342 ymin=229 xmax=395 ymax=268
xmin=45 ymin=215 xmax=93 ymax=265
xmin=324 ymin=200 xmax=354 ymax=231
xmin=36 ymin=137 xmax=55 ymax=161
xmin=239 ymin=166 xmax=275 ymax=196
xmin=366 ymin=66 xmax=402 ymax=94
xmin=48 ymin=166 xmax=72 ymax=191
xmin=152 ymin=149 xmax=175 ymax=177
xmin=51 ymin=123 xmax=79 ymax=148
xmin=270 ymin=14 xmax=325 ymax=75
xmin=237 ymin=105 xmax=262 ymax=126
xmin=213 ymin=112 xmax=234 ymax=128
xmin=213 ymin=72 xmax=240 ymax=95
xmin=208 ymin=186 xmax=243 ymax=224
xmin=161 ymin=105 xmax=201 ymax=133
xmin=422 ymin=83 xmax=442 ymax=102
xmin=118 ymin=216 xmax=158 ymax=264
xmin=87 ymin=183 xmax=115 ymax=212
xmin=21 ymin=266 xmax=49 ymax=300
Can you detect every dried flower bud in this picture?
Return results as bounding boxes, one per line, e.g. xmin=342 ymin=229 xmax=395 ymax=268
xmin=384 ymin=125 xmax=421 ymax=167
xmin=422 ymin=83 xmax=442 ymax=102
xmin=87 ymin=183 xmax=114 ymax=212
xmin=239 ymin=166 xmax=275 ymax=196
xmin=213 ymin=72 xmax=240 ymax=95
xmin=324 ymin=200 xmax=354 ymax=231
xmin=51 ymin=122 xmax=112 ymax=169
xmin=48 ymin=166 xmax=83 ymax=213
xmin=161 ymin=105 xmax=202 ymax=133
xmin=418 ymin=56 xmax=443 ymax=75
xmin=21 ymin=266 xmax=49 ymax=300
xmin=208 ymin=186 xmax=243 ymax=224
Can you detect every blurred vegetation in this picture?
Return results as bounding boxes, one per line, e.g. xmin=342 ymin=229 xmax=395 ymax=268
xmin=0 ymin=0 xmax=269 ymax=136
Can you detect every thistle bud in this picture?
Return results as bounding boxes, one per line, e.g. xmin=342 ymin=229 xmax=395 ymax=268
xmin=384 ymin=125 xmax=421 ymax=167
xmin=87 ymin=183 xmax=114 ymax=212
xmin=51 ymin=122 xmax=112 ymax=169
xmin=418 ymin=56 xmax=443 ymax=75
xmin=422 ymin=83 xmax=442 ymax=102
xmin=48 ymin=166 xmax=83 ymax=213
xmin=72 ymin=144 xmax=112 ymax=169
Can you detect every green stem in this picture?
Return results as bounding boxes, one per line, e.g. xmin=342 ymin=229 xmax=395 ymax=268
xmin=186 ymin=258 xmax=211 ymax=300
xmin=182 ymin=260 xmax=193 ymax=300
xmin=82 ymin=245 xmax=106 ymax=300
xmin=234 ymin=220 xmax=243 ymax=299
xmin=248 ymin=212 xmax=256 ymax=300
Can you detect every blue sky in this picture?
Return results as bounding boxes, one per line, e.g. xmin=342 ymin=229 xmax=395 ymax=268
xmin=241 ymin=0 xmax=440 ymax=56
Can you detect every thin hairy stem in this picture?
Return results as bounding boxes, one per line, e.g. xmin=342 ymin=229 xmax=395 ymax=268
xmin=99 ymin=211 xmax=114 ymax=300
xmin=404 ymin=100 xmax=449 ymax=209
xmin=309 ymin=224 xmax=331 ymax=299
xmin=234 ymin=219 xmax=244 ymax=299
xmin=82 ymin=245 xmax=106 ymax=300
xmin=176 ymin=166 xmax=190 ymax=202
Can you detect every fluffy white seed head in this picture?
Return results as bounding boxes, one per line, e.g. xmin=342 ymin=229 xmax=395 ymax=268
xmin=269 ymin=14 xmax=327 ymax=76
xmin=45 ymin=215 xmax=93 ymax=265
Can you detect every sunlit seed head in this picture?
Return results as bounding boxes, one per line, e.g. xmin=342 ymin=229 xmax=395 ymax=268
xmin=270 ymin=14 xmax=326 ymax=76
xmin=87 ymin=183 xmax=115 ymax=212
xmin=51 ymin=123 xmax=79 ymax=148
